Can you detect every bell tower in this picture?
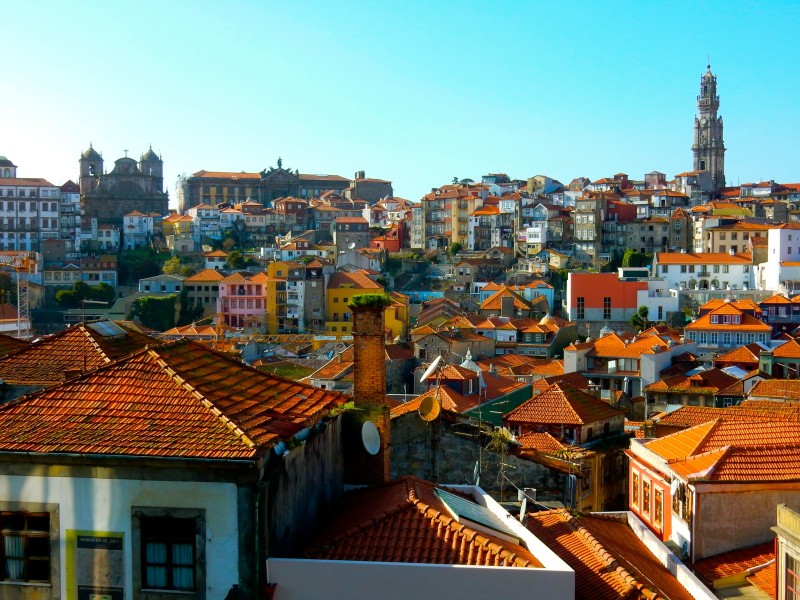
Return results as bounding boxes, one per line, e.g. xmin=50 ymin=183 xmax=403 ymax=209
xmin=692 ymin=64 xmax=725 ymax=191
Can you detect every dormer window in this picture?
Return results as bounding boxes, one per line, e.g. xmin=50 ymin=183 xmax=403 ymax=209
xmin=732 ymin=315 xmax=741 ymax=324
xmin=710 ymin=315 xmax=719 ymax=324
xmin=723 ymin=315 xmax=731 ymax=324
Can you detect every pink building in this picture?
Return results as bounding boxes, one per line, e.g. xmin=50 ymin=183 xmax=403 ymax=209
xmin=218 ymin=271 xmax=268 ymax=329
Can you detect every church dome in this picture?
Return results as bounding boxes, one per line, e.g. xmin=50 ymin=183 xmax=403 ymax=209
xmin=82 ymin=146 xmax=102 ymax=160
xmin=0 ymin=156 xmax=15 ymax=167
xmin=141 ymin=147 xmax=160 ymax=161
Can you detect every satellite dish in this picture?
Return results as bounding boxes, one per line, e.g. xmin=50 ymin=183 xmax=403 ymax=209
xmin=418 ymin=395 xmax=441 ymax=422
xmin=419 ymin=355 xmax=442 ymax=383
xmin=347 ymin=242 xmax=357 ymax=250
xmin=361 ymin=421 xmax=381 ymax=455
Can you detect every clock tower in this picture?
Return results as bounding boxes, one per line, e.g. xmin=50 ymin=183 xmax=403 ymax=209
xmin=693 ymin=64 xmax=725 ymax=191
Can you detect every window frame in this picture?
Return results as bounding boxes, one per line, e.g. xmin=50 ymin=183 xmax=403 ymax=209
xmin=132 ymin=507 xmax=206 ymax=600
xmin=0 ymin=501 xmax=59 ymax=588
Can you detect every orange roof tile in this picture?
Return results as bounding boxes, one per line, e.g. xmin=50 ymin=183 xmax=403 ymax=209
xmin=749 ymin=379 xmax=800 ymax=400
xmin=479 ymin=286 xmax=534 ymax=312
xmin=761 ymin=293 xmax=792 ymax=304
xmin=747 ymin=560 xmax=776 ymax=598
xmin=304 ymin=477 xmax=541 ymax=567
xmin=686 ymin=311 xmax=770 ymax=333
xmin=0 ymin=322 xmax=155 ymax=385
xmin=184 ymin=268 xmax=226 ymax=282
xmin=0 ymin=340 xmax=346 ymax=459
xmin=692 ymin=541 xmax=774 ymax=582
xmin=646 ymin=418 xmax=800 ymax=462
xmin=516 ymin=431 xmax=566 ymax=453
xmin=0 ymin=333 xmax=30 ymax=357
xmin=504 ymin=382 xmax=623 ymax=426
xmin=526 ymin=510 xmax=695 ymax=600
xmin=670 ymin=444 xmax=800 ymax=482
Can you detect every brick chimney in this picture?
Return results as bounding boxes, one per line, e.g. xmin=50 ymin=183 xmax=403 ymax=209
xmin=345 ymin=302 xmax=391 ymax=485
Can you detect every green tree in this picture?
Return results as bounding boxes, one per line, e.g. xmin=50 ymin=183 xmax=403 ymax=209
xmin=131 ymin=295 xmax=177 ymax=331
xmin=630 ymin=305 xmax=652 ymax=331
xmin=222 ymin=237 xmax=236 ymax=251
xmin=448 ymin=242 xmax=463 ymax=256
xmin=226 ymin=251 xmax=246 ymax=269
xmin=162 ymin=256 xmax=183 ymax=275
xmin=622 ymin=249 xmax=644 ymax=268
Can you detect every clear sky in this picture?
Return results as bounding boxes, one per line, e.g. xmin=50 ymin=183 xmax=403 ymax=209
xmin=4 ymin=1 xmax=800 ymax=206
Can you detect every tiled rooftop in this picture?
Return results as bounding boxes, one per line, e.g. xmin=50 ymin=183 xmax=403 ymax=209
xmin=0 ymin=333 xmax=30 ymax=357
xmin=0 ymin=340 xmax=347 ymax=459
xmin=304 ymin=477 xmax=541 ymax=568
xmin=693 ymin=541 xmax=774 ymax=582
xmin=0 ymin=321 xmax=154 ymax=385
xmin=504 ymin=382 xmax=623 ymax=426
xmin=526 ymin=510 xmax=695 ymax=600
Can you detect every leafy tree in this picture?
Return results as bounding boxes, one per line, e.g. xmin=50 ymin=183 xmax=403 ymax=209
xmin=459 ymin=178 xmax=475 ymax=186
xmin=622 ymin=249 xmax=644 ymax=268
xmin=226 ymin=251 xmax=246 ymax=270
xmin=131 ymin=295 xmax=176 ymax=331
xmin=668 ymin=310 xmax=688 ymax=328
xmin=222 ymin=238 xmax=236 ymax=251
xmin=88 ymin=282 xmax=116 ymax=304
xmin=162 ymin=256 xmax=183 ymax=275
xmin=448 ymin=242 xmax=463 ymax=256
xmin=55 ymin=281 xmax=115 ymax=307
xmin=630 ymin=305 xmax=652 ymax=331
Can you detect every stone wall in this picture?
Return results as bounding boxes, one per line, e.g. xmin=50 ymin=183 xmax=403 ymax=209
xmin=391 ymin=413 xmax=568 ymax=503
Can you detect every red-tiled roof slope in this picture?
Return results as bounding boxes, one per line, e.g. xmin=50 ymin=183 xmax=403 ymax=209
xmin=526 ymin=510 xmax=695 ymax=600
xmin=670 ymin=444 xmax=800 ymax=482
xmin=304 ymin=477 xmax=541 ymax=567
xmin=0 ymin=340 xmax=347 ymax=459
xmin=504 ymin=382 xmax=623 ymax=425
xmin=0 ymin=322 xmax=155 ymax=385
xmin=693 ymin=541 xmax=774 ymax=583
xmin=0 ymin=333 xmax=30 ymax=357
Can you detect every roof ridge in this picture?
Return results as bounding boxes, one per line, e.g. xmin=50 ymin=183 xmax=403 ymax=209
xmin=564 ymin=512 xmax=657 ymax=597
xmin=146 ymin=345 xmax=256 ymax=449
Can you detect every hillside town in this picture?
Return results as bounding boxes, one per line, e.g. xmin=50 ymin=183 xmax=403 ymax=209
xmin=0 ymin=65 xmax=798 ymax=600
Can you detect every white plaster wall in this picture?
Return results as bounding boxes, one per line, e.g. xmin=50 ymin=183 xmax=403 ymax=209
xmin=267 ymin=559 xmax=573 ymax=600
xmin=0 ymin=474 xmax=239 ymax=599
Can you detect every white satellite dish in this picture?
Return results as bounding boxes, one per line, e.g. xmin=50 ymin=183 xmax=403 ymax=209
xmin=419 ymin=355 xmax=442 ymax=383
xmin=347 ymin=242 xmax=357 ymax=250
xmin=361 ymin=421 xmax=381 ymax=455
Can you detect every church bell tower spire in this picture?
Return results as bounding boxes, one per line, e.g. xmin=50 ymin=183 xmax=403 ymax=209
xmin=692 ymin=64 xmax=726 ymax=192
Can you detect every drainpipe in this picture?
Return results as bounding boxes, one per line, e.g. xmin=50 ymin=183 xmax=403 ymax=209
xmin=690 ymin=483 xmax=698 ymax=563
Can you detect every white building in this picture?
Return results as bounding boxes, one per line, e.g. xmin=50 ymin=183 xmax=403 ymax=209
xmin=123 ymin=210 xmax=154 ymax=250
xmin=653 ymin=251 xmax=754 ymax=291
xmin=754 ymin=227 xmax=800 ymax=294
xmin=0 ymin=160 xmax=60 ymax=252
xmin=187 ymin=203 xmax=222 ymax=242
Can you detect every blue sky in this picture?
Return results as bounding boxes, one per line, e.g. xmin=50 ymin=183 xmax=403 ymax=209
xmin=5 ymin=1 xmax=800 ymax=205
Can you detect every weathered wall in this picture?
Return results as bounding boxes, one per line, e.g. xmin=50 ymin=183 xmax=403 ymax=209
xmin=391 ymin=414 xmax=565 ymax=501
xmin=695 ymin=486 xmax=800 ymax=559
xmin=267 ymin=417 xmax=344 ymax=557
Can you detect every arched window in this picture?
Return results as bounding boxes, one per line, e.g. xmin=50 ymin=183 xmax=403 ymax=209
xmin=2 ymin=168 xmax=9 ymax=178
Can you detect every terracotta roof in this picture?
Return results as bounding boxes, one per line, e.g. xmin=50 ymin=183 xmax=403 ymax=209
xmin=526 ymin=510 xmax=695 ymax=600
xmin=655 ymin=252 xmax=753 ymax=265
xmin=184 ymin=268 xmax=226 ymax=282
xmin=670 ymin=444 xmax=800 ymax=482
xmin=479 ymin=286 xmax=534 ymax=312
xmin=761 ymin=293 xmax=791 ymax=305
xmin=714 ymin=343 xmax=763 ymax=365
xmin=654 ymin=404 xmax=800 ymax=429
xmin=645 ymin=368 xmax=738 ymax=395
xmin=646 ymin=418 xmax=800 ymax=461
xmin=504 ymin=382 xmax=623 ymax=426
xmin=747 ymin=560 xmax=776 ymax=598
xmin=390 ymin=386 xmax=466 ymax=418
xmin=327 ymin=270 xmax=382 ymax=290
xmin=531 ymin=372 xmax=590 ymax=394
xmin=0 ymin=340 xmax=346 ymax=459
xmin=749 ymin=379 xmax=800 ymax=400
xmin=0 ymin=333 xmax=30 ymax=357
xmin=686 ymin=311 xmax=770 ymax=333
xmin=516 ymin=431 xmax=566 ymax=453
xmin=304 ymin=477 xmax=541 ymax=567
xmin=695 ymin=542 xmax=777 ymax=587
xmin=0 ymin=322 xmax=155 ymax=386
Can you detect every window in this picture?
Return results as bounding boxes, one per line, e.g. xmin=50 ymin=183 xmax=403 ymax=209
xmin=603 ymin=297 xmax=611 ymax=320
xmin=577 ymin=297 xmax=585 ymax=320
xmin=643 ymin=480 xmax=651 ymax=515
xmin=654 ymin=490 xmax=663 ymax=530
xmin=132 ymin=507 xmax=205 ymax=599
xmin=722 ymin=265 xmax=729 ymax=273
xmin=632 ymin=472 xmax=639 ymax=507
xmin=786 ymin=552 xmax=800 ymax=600
xmin=0 ymin=511 xmax=51 ymax=582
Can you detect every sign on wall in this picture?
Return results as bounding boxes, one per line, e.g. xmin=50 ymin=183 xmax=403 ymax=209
xmin=66 ymin=530 xmax=125 ymax=600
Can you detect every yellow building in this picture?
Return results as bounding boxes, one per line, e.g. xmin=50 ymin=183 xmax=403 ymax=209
xmin=385 ymin=291 xmax=410 ymax=341
xmin=162 ymin=213 xmax=194 ymax=239
xmin=325 ymin=270 xmax=382 ymax=335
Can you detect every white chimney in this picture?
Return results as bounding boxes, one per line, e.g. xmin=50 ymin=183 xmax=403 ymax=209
xmin=729 ymin=248 xmax=735 ymax=256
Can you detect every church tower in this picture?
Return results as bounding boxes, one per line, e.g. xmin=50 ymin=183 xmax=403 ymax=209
xmin=692 ymin=64 xmax=725 ymax=191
